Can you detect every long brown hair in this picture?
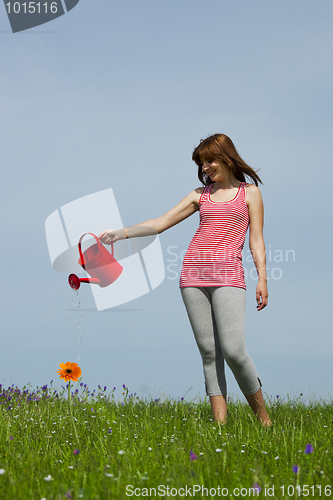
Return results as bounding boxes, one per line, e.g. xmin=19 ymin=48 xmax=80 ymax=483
xmin=192 ymin=134 xmax=262 ymax=186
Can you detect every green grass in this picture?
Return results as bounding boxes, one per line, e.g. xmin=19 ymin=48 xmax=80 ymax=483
xmin=0 ymin=384 xmax=332 ymax=499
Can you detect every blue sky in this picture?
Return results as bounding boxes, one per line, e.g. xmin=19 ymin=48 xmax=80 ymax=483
xmin=1 ymin=0 xmax=332 ymax=402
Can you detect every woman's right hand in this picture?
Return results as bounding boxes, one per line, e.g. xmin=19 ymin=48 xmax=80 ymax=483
xmin=98 ymin=229 xmax=121 ymax=245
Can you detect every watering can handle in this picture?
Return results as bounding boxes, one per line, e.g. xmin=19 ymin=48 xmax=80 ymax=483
xmin=78 ymin=233 xmax=114 ymax=262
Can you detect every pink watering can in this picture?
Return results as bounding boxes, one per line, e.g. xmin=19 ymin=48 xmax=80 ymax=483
xmin=68 ymin=233 xmax=123 ymax=290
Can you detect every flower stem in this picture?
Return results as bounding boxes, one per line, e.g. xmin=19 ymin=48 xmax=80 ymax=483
xmin=68 ymin=381 xmax=80 ymax=446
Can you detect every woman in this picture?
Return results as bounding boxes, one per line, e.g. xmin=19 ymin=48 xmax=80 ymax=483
xmin=99 ymin=134 xmax=271 ymax=426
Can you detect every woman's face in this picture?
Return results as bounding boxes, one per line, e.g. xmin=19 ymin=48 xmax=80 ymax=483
xmin=201 ymin=158 xmax=229 ymax=182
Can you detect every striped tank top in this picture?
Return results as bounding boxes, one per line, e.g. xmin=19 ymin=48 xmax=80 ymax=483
xmin=179 ymin=182 xmax=249 ymax=289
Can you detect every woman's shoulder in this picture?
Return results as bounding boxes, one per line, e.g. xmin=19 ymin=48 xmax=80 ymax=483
xmin=245 ymin=182 xmax=261 ymax=193
xmin=189 ymin=186 xmax=205 ymax=198
xmin=185 ymin=186 xmax=206 ymax=209
xmin=244 ymin=183 xmax=263 ymax=206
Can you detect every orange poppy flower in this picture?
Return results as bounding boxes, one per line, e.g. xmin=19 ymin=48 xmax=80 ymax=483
xmin=57 ymin=362 xmax=82 ymax=382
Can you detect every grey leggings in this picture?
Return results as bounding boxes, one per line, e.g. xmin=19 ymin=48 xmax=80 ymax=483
xmin=180 ymin=286 xmax=261 ymax=397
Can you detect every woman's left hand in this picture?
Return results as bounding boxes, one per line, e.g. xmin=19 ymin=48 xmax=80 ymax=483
xmin=256 ymin=280 xmax=268 ymax=311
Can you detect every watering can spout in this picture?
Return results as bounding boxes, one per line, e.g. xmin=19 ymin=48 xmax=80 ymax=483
xmin=68 ymin=233 xmax=123 ymax=290
xmin=68 ymin=274 xmax=101 ymax=290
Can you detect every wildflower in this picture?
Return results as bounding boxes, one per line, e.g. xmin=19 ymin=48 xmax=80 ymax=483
xmin=293 ymin=465 xmax=299 ymax=474
xmin=305 ymin=444 xmax=313 ymax=454
xmin=0 ymin=469 xmax=5 ymax=475
xmin=108 ymin=429 xmax=112 ymax=434
xmin=73 ymin=449 xmax=80 ymax=455
xmin=215 ymin=448 xmax=222 ymax=452
xmin=252 ymin=483 xmax=261 ymax=493
xmin=57 ymin=362 xmax=82 ymax=382
xmin=65 ymin=490 xmax=72 ymax=499
xmin=44 ymin=475 xmax=53 ymax=481
xmin=118 ymin=450 xmax=125 ymax=455
xmin=190 ymin=450 xmax=198 ymax=461
xmin=57 ymin=363 xmax=81 ymax=446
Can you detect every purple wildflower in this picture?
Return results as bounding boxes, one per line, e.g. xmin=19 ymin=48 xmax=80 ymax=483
xmin=252 ymin=483 xmax=261 ymax=493
xmin=73 ymin=449 xmax=80 ymax=455
xmin=305 ymin=444 xmax=313 ymax=454
xmin=292 ymin=465 xmax=299 ymax=474
xmin=190 ymin=450 xmax=198 ymax=461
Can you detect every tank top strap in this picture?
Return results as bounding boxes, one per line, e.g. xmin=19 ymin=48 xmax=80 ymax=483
xmin=199 ymin=184 xmax=211 ymax=205
xmin=240 ymin=182 xmax=247 ymax=202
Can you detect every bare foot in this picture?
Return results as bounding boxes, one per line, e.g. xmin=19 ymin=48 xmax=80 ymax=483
xmin=209 ymin=395 xmax=227 ymax=425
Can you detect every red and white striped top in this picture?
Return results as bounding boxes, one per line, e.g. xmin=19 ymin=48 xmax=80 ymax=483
xmin=179 ymin=182 xmax=249 ymax=289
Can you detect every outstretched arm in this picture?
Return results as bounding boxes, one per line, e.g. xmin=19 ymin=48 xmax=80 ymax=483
xmin=247 ymin=184 xmax=268 ymax=311
xmin=99 ymin=187 xmax=203 ymax=244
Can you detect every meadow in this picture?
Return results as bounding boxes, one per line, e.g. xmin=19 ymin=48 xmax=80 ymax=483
xmin=0 ymin=382 xmax=332 ymax=499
